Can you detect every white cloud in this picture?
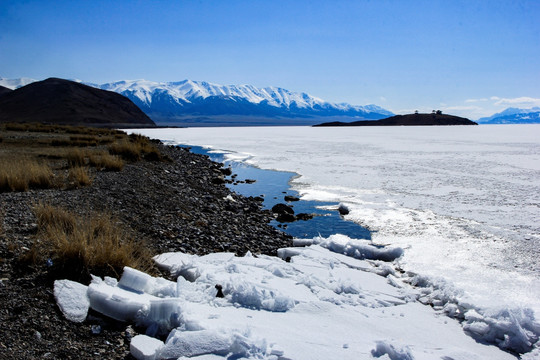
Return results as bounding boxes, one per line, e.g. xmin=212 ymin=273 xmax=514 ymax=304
xmin=492 ymin=97 xmax=540 ymax=108
xmin=465 ymin=98 xmax=489 ymax=103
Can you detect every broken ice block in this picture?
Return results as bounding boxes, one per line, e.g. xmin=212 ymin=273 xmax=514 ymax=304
xmin=130 ymin=335 xmax=164 ymax=360
xmin=148 ymin=298 xmax=182 ymax=324
xmin=54 ymin=280 xmax=89 ymax=323
xmin=87 ymin=281 xmax=156 ymax=322
xmin=158 ymin=329 xmax=232 ymax=358
xmin=119 ymin=266 xmax=153 ymax=293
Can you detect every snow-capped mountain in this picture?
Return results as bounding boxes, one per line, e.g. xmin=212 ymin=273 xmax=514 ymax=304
xmin=0 ymin=77 xmax=36 ymax=90
xmin=1 ymin=77 xmax=393 ymax=125
xmin=90 ymin=79 xmax=393 ymax=122
xmin=478 ymin=107 xmax=540 ymax=124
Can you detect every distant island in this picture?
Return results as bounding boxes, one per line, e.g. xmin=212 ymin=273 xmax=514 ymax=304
xmin=314 ymin=111 xmax=478 ymax=127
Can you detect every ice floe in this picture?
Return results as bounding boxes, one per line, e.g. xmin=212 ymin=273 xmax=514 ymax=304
xmin=54 ymin=238 xmax=536 ymax=359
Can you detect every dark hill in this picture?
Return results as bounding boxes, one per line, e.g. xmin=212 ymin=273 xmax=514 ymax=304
xmin=0 ymin=78 xmax=155 ymax=127
xmin=0 ymin=85 xmax=12 ymax=97
xmin=314 ymin=113 xmax=477 ymax=127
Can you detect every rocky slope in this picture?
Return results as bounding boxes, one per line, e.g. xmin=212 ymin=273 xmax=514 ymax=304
xmin=0 ymin=141 xmax=291 ymax=359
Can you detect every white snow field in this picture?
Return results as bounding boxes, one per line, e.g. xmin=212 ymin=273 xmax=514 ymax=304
xmin=57 ymin=250 xmax=522 ymax=360
xmin=123 ymin=124 xmax=540 ymax=358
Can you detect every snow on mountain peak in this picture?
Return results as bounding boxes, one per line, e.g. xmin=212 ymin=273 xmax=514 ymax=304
xmin=0 ymin=77 xmax=394 ymax=120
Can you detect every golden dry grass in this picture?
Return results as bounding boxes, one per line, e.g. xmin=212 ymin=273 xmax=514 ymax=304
xmin=0 ymin=124 xmax=163 ymax=192
xmin=65 ymin=148 xmax=88 ymax=167
xmin=88 ymin=151 xmax=124 ymax=171
xmin=108 ymin=140 xmax=143 ymax=161
xmin=108 ymin=133 xmax=166 ymax=162
xmin=68 ymin=166 xmax=92 ymax=188
xmin=0 ymin=157 xmax=55 ymax=192
xmin=28 ymin=203 xmax=154 ymax=280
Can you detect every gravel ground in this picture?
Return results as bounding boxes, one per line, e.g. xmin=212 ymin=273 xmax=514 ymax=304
xmin=0 ymin=142 xmax=292 ymax=359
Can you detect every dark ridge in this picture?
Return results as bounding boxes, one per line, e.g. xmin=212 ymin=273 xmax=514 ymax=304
xmin=0 ymin=77 xmax=155 ymax=127
xmin=0 ymin=85 xmax=12 ymax=97
xmin=314 ymin=112 xmax=478 ymax=127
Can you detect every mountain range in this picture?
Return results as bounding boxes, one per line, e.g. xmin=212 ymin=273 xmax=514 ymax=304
xmin=477 ymin=107 xmax=540 ymax=124
xmin=0 ymin=78 xmax=393 ymax=126
xmin=1 ymin=77 xmax=539 ymax=125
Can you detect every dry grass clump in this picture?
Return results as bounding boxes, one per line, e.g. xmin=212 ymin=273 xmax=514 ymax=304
xmin=0 ymin=157 xmax=55 ymax=192
xmin=65 ymin=148 xmax=89 ymax=167
xmin=88 ymin=151 xmax=124 ymax=171
xmin=108 ymin=133 xmax=165 ymax=162
xmin=108 ymin=140 xmax=144 ymax=161
xmin=68 ymin=166 xmax=92 ymax=188
xmin=27 ymin=203 xmax=154 ymax=281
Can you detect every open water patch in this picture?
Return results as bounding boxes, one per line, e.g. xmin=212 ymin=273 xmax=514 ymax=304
xmin=179 ymin=145 xmax=371 ymax=240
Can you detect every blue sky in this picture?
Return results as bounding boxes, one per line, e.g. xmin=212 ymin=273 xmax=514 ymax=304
xmin=0 ymin=0 xmax=538 ymax=119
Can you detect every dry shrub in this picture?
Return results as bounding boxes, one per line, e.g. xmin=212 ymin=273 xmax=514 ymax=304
xmin=108 ymin=140 xmax=143 ymax=161
xmin=0 ymin=157 xmax=54 ymax=192
xmin=65 ymin=148 xmax=88 ymax=167
xmin=68 ymin=166 xmax=92 ymax=187
xmin=89 ymin=151 xmax=124 ymax=171
xmin=30 ymin=203 xmax=154 ymax=281
xmin=109 ymin=134 xmax=165 ymax=162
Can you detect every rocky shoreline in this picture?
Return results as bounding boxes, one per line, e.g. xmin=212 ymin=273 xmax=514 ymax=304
xmin=0 ymin=141 xmax=292 ymax=359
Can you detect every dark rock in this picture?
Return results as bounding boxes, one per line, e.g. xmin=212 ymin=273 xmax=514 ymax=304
xmin=215 ymin=284 xmax=224 ymax=298
xmin=272 ymin=203 xmax=294 ymax=215
xmin=338 ymin=204 xmax=350 ymax=215
xmin=245 ymin=179 xmax=256 ymax=184
xmin=284 ymin=195 xmax=300 ymax=202
xmin=211 ymin=176 xmax=226 ymax=184
xmin=221 ymin=167 xmax=232 ymax=176
xmin=276 ymin=213 xmax=296 ymax=223
xmin=296 ymin=213 xmax=315 ymax=221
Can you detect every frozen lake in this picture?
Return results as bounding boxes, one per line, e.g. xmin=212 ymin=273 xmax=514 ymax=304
xmin=135 ymin=125 xmax=540 ymax=316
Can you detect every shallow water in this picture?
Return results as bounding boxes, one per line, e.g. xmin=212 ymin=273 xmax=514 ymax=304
xmin=180 ymin=145 xmax=371 ymax=240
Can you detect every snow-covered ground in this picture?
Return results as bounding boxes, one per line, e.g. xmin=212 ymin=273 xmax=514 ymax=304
xmin=111 ymin=125 xmax=540 ymax=359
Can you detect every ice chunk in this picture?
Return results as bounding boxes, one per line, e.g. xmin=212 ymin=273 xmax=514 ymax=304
xmin=130 ymin=335 xmax=164 ymax=360
xmin=146 ymin=277 xmax=177 ymax=298
xmin=276 ymin=247 xmax=302 ymax=261
xmin=293 ymin=235 xmax=403 ymax=262
xmin=119 ymin=266 xmax=153 ymax=293
xmin=87 ymin=282 xmax=155 ymax=322
xmin=142 ymin=298 xmax=183 ymax=337
xmin=54 ymin=280 xmax=89 ymax=323
xmin=158 ymin=329 xmax=232 ymax=358
xmin=153 ymin=252 xmax=195 ymax=273
xmin=371 ymin=341 xmax=414 ymax=360
xmin=230 ymin=282 xmax=295 ymax=312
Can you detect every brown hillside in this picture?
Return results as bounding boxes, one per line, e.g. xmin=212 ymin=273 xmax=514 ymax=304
xmin=0 ymin=78 xmax=155 ymax=127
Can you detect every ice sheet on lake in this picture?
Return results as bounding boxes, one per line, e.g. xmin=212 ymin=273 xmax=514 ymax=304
xmin=133 ymin=125 xmax=540 ymax=316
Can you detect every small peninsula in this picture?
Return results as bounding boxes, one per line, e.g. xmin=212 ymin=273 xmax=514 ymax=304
xmin=314 ymin=112 xmax=478 ymax=127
